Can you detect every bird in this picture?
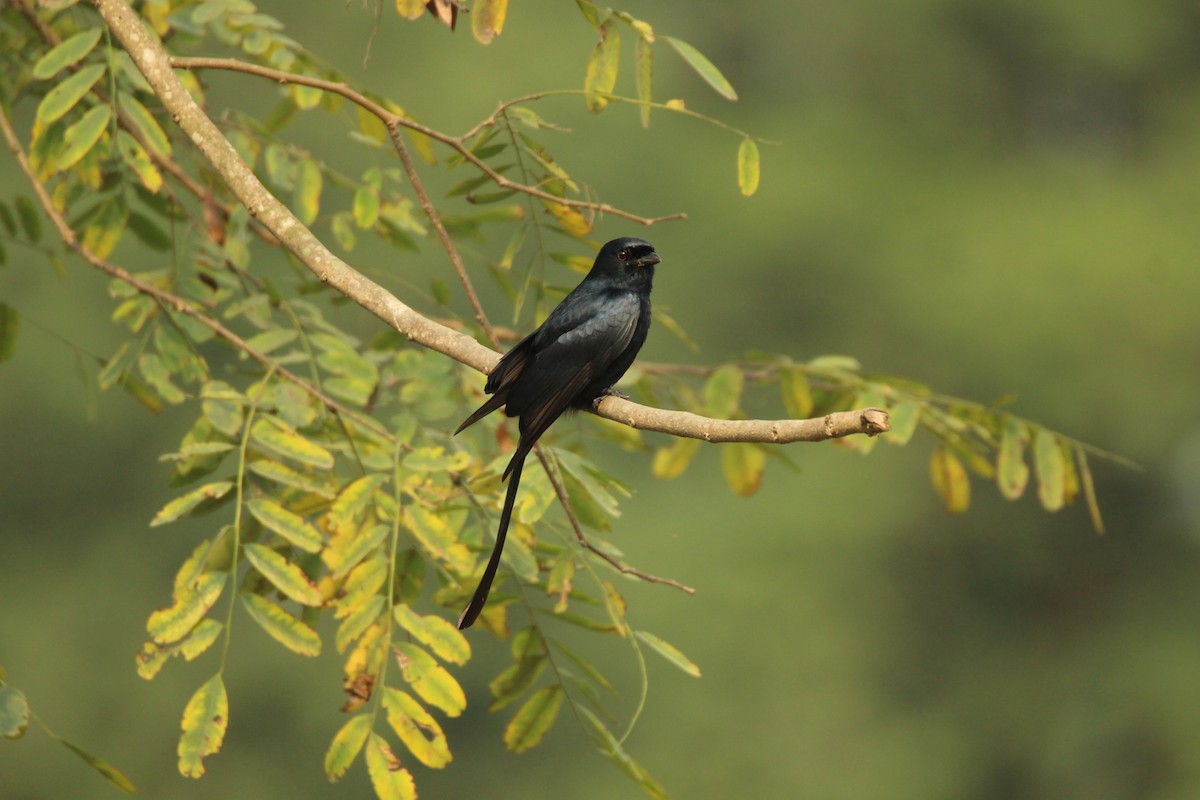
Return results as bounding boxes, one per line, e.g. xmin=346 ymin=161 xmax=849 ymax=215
xmin=453 ymin=237 xmax=662 ymax=629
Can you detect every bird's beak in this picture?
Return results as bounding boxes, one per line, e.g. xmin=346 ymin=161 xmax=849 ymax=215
xmin=637 ymin=252 xmax=661 ymax=267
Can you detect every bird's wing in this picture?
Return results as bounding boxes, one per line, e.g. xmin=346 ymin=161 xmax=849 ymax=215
xmin=454 ymin=333 xmax=537 ymax=435
xmin=507 ymin=291 xmax=642 ymax=446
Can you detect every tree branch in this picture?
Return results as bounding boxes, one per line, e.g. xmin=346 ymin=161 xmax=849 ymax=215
xmin=167 ymin=56 xmax=685 ymax=227
xmin=93 ymin=0 xmax=889 ymax=445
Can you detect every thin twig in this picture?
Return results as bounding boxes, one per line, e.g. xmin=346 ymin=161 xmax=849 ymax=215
xmin=536 ymin=448 xmax=695 ymax=594
xmin=387 ymin=123 xmax=497 ymax=346
xmin=167 ymin=56 xmax=685 ymax=227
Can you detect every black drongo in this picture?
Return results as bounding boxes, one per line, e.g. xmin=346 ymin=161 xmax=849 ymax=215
xmin=454 ymin=237 xmax=661 ymax=629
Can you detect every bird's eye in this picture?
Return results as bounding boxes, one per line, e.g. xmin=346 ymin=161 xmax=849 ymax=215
xmin=617 ymin=248 xmax=630 ymax=261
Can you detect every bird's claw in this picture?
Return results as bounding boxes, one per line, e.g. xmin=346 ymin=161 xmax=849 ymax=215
xmin=594 ymin=388 xmax=630 ymax=408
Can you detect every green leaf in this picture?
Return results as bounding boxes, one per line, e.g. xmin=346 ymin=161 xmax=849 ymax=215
xmin=779 ymin=366 xmax=813 ymax=418
xmin=242 ymin=543 xmax=324 ymax=606
xmin=241 ymin=592 xmax=322 ymax=656
xmin=139 ymin=353 xmax=187 ymax=404
xmin=996 ymin=418 xmax=1030 ymax=500
xmin=652 ymin=437 xmax=700 ymax=479
xmin=36 ymin=63 xmax=106 ymax=126
xmin=393 ymin=605 xmax=471 ymax=665
xmin=1034 ymin=429 xmax=1066 ymax=512
xmin=930 ymin=447 xmax=970 ymax=513
xmin=323 ymin=713 xmax=371 ymax=781
xmin=579 ymin=708 xmax=669 ymax=799
xmin=393 ymin=642 xmax=467 ymax=718
xmin=503 ymin=685 xmax=563 ymax=754
xmin=151 ymin=481 xmax=235 ymax=526
xmin=353 ymin=183 xmax=380 ymax=228
xmin=737 ymin=137 xmax=760 ymax=196
xmin=549 ymin=638 xmax=616 ymax=694
xmin=1075 ymin=445 xmax=1106 ymax=534
xmin=722 ymin=442 xmax=765 ymax=496
xmin=32 ymin=29 xmax=103 ymax=79
xmin=201 ymin=383 xmax=244 ymax=438
xmin=0 ymin=303 xmax=19 ymax=363
xmin=806 ymin=354 xmax=861 ymax=373
xmin=885 ymin=401 xmax=920 ymax=445
xmin=381 ymin=688 xmax=452 ymax=769
xmin=635 ymin=630 xmax=701 ymax=677
xmin=128 ymin=211 xmax=171 ymax=252
xmin=584 ymin=22 xmax=621 ymax=113
xmin=58 ymin=104 xmax=111 ymax=172
xmin=488 ymin=627 xmax=546 ymax=710
xmin=664 ymin=36 xmax=737 ymax=100
xmin=147 ymin=571 xmax=227 ymax=644
xmin=294 ymin=158 xmax=322 ymax=225
xmin=365 ymin=733 xmax=417 ymax=800
xmin=56 ymin=738 xmax=138 ymax=793
xmin=117 ymin=93 xmax=172 ymax=157
xmin=246 ymin=498 xmax=324 ymax=553
xmin=0 ymin=202 xmax=15 ymax=236
xmin=0 ymin=685 xmax=30 ymax=739
xmin=177 ymin=674 xmax=228 ymax=778
xmin=14 ymin=196 xmax=42 ymax=243
xmin=251 ymin=418 xmax=334 ymax=469
xmin=471 ymin=0 xmax=507 ymax=44
xmin=635 ymin=35 xmax=653 ymax=128
xmin=704 ymin=364 xmax=743 ymax=418
xmin=575 ymin=0 xmax=604 ymax=29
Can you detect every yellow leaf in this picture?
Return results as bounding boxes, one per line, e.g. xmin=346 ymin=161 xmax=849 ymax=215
xmin=323 ymin=713 xmax=371 ymax=781
xmin=930 ymin=447 xmax=970 ymax=513
xmin=393 ymin=642 xmax=467 ymax=717
xmin=393 ymin=605 xmax=471 ymax=665
xmin=246 ymin=498 xmax=323 ymax=553
xmin=721 ymin=442 xmax=765 ymax=496
xmin=394 ymin=0 xmax=425 ymax=19
xmin=652 ymin=437 xmax=700 ymax=480
xmin=250 ymin=418 xmax=334 ymax=468
xmin=737 ymin=137 xmax=760 ymax=196
xmin=540 ymin=199 xmax=592 ymax=236
xmin=177 ymin=675 xmax=228 ymax=778
xmin=242 ymin=543 xmax=324 ymax=606
xmin=472 ymin=0 xmax=507 ymax=44
xmin=240 ymin=592 xmax=322 ymax=656
xmin=381 ymin=688 xmax=452 ymax=769
xmin=584 ymin=22 xmax=620 ymax=112
xmin=365 ymin=733 xmax=417 ymax=800
xmin=147 ymin=571 xmax=227 ymax=644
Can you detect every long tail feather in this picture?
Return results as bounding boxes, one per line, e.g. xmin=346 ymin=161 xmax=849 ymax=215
xmin=457 ymin=454 xmax=525 ymax=629
xmin=454 ymin=393 xmax=507 ymax=435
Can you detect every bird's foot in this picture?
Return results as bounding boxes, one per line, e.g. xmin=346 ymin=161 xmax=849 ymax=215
xmin=593 ymin=388 xmax=630 ymax=408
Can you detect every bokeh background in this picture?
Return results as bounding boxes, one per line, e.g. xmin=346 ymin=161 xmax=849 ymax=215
xmin=4 ymin=1 xmax=1200 ymax=798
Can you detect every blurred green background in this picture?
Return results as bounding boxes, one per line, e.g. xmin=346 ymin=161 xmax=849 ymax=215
xmin=4 ymin=1 xmax=1200 ymax=798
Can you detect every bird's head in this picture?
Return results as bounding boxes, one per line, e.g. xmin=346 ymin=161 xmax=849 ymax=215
xmin=595 ymin=237 xmax=661 ymax=278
